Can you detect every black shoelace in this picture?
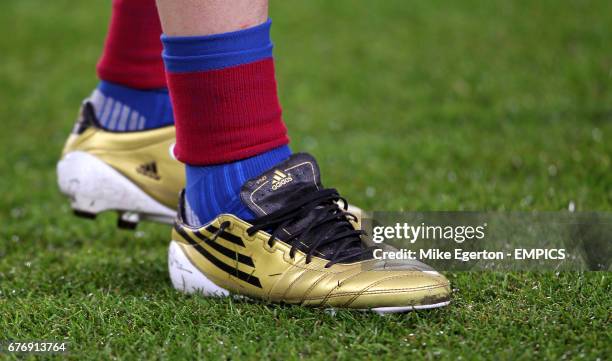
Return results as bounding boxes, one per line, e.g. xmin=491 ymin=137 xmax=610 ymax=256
xmin=236 ymin=188 xmax=373 ymax=268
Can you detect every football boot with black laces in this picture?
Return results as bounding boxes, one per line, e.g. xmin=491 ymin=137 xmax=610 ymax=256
xmin=169 ymin=153 xmax=450 ymax=313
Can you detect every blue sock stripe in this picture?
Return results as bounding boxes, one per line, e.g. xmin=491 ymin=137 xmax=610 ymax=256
xmin=128 ymin=111 xmax=139 ymax=130
xmin=235 ymin=162 xmax=246 ymax=185
xmin=97 ymin=97 xmax=105 ymax=119
xmin=99 ymin=98 xmax=113 ymax=126
xmin=108 ymin=102 xmax=121 ymax=129
xmin=223 ymin=166 xmax=234 ymax=196
xmin=161 ymin=19 xmax=273 ymax=73
xmin=118 ymin=105 xmax=129 ymax=130
xmin=206 ymin=182 xmax=222 ymax=215
xmin=93 ymin=91 xmax=107 ymax=119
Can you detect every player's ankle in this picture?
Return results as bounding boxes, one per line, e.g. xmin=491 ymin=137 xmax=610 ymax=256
xmin=88 ymin=80 xmax=174 ymax=131
xmin=184 ymin=145 xmax=291 ymax=226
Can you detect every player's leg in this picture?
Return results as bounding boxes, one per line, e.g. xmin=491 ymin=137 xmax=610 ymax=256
xmin=57 ymin=0 xmax=183 ymax=227
xmin=157 ymin=0 xmax=450 ymax=312
xmin=158 ymin=0 xmax=289 ymax=225
xmin=94 ymin=0 xmax=171 ymax=131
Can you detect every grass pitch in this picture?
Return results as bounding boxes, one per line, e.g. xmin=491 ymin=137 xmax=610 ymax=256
xmin=0 ymin=0 xmax=610 ymax=359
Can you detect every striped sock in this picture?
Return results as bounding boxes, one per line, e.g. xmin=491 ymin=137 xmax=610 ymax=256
xmin=161 ymin=19 xmax=288 ymax=164
xmin=161 ymin=19 xmax=291 ymax=226
xmin=89 ymin=81 xmax=174 ymax=131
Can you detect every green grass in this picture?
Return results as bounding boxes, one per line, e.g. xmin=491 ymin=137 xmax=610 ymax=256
xmin=0 ymin=0 xmax=610 ymax=359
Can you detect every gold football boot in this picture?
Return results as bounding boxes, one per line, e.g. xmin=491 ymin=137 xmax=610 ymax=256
xmin=169 ymin=153 xmax=450 ymax=313
xmin=57 ymin=100 xmax=184 ymax=227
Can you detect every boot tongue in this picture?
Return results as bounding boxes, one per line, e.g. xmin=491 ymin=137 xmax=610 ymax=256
xmin=240 ymin=153 xmax=322 ymax=218
xmin=240 ymin=153 xmax=370 ymax=262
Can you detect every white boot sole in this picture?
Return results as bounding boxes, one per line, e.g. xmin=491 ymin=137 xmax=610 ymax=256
xmin=57 ymin=151 xmax=176 ymax=227
xmin=168 ymin=240 xmax=230 ymax=296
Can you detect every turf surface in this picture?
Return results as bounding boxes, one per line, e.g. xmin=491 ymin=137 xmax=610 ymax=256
xmin=0 ymin=0 xmax=610 ymax=359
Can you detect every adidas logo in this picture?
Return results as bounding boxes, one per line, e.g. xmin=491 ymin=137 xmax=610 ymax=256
xmin=271 ymin=170 xmax=293 ymax=190
xmin=137 ymin=161 xmax=161 ymax=180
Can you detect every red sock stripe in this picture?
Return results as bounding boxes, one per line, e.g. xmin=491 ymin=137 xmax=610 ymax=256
xmin=167 ymin=58 xmax=289 ymax=165
xmin=97 ymin=0 xmax=166 ymax=89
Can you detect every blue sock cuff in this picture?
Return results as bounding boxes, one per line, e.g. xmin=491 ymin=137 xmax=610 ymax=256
xmin=161 ymin=19 xmax=273 ymax=73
